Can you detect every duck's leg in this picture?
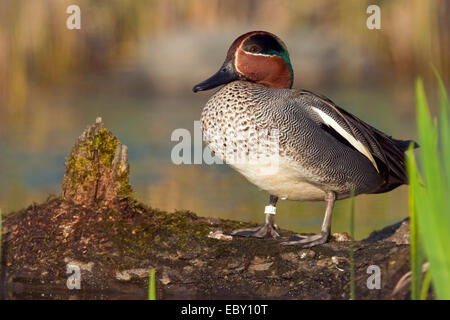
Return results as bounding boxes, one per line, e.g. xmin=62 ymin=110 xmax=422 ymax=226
xmin=282 ymin=191 xmax=336 ymax=247
xmin=231 ymin=195 xmax=280 ymax=239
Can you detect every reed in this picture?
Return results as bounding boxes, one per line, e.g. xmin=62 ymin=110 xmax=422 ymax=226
xmin=406 ymin=73 xmax=450 ymax=299
xmin=0 ymin=209 xmax=2 ymax=266
xmin=148 ymin=269 xmax=156 ymax=300
xmin=349 ymin=189 xmax=356 ymax=300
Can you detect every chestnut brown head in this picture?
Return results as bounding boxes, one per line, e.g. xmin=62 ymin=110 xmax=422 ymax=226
xmin=193 ymin=31 xmax=293 ymax=92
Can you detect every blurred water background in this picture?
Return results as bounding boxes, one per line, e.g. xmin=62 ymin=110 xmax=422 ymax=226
xmin=0 ymin=0 xmax=449 ymax=238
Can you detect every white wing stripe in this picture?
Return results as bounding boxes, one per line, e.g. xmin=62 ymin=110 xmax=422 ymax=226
xmin=312 ymin=107 xmax=379 ymax=172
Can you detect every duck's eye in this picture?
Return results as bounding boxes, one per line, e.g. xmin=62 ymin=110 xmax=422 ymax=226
xmin=248 ymin=45 xmax=261 ymax=53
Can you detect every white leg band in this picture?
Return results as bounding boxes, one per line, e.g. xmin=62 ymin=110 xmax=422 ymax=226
xmin=264 ymin=205 xmax=276 ymax=215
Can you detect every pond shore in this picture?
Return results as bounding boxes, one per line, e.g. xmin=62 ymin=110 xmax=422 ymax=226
xmin=0 ymin=119 xmax=412 ymax=299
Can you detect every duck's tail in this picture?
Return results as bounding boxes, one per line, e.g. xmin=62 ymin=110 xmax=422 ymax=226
xmin=371 ymin=138 xmax=419 ymax=194
xmin=392 ymin=138 xmax=419 ymax=151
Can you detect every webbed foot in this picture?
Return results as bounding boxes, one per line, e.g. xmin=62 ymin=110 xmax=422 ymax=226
xmin=281 ymin=231 xmax=329 ymax=247
xmin=231 ymin=223 xmax=280 ymax=239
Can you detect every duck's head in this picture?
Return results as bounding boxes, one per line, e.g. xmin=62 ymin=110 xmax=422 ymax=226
xmin=193 ymin=31 xmax=293 ymax=92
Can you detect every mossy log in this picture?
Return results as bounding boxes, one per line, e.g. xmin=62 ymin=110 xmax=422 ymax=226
xmin=1 ymin=119 xmax=414 ymax=300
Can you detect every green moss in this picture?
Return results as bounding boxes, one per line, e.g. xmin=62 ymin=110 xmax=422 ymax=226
xmin=94 ymin=128 xmax=119 ymax=167
xmin=97 ymin=207 xmax=224 ymax=270
xmin=116 ymin=170 xmax=132 ymax=200
xmin=65 ymin=127 xmax=118 ymax=177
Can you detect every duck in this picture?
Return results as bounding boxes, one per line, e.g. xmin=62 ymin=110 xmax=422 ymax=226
xmin=192 ymin=31 xmax=417 ymax=247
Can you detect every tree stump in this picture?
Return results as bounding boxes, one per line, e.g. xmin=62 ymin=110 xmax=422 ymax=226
xmin=61 ymin=117 xmax=132 ymax=208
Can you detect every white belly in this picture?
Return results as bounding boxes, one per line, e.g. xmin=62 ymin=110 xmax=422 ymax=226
xmin=230 ymin=159 xmax=326 ymax=201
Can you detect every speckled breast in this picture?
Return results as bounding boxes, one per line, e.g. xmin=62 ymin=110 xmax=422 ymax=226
xmin=201 ymin=81 xmax=259 ymax=161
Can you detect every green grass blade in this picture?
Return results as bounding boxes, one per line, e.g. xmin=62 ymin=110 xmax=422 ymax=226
xmin=406 ymin=148 xmax=422 ymax=300
xmin=420 ymin=268 xmax=432 ymax=300
xmin=0 ymin=209 xmax=2 ymax=267
xmin=409 ymin=77 xmax=450 ymax=299
xmin=148 ymin=269 xmax=156 ymax=300
xmin=349 ymin=189 xmax=355 ymax=300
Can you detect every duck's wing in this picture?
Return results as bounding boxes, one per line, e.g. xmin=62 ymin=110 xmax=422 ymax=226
xmin=294 ymin=89 xmax=414 ymax=187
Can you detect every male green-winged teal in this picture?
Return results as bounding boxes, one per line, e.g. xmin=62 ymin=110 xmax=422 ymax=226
xmin=193 ymin=31 xmax=416 ymax=247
